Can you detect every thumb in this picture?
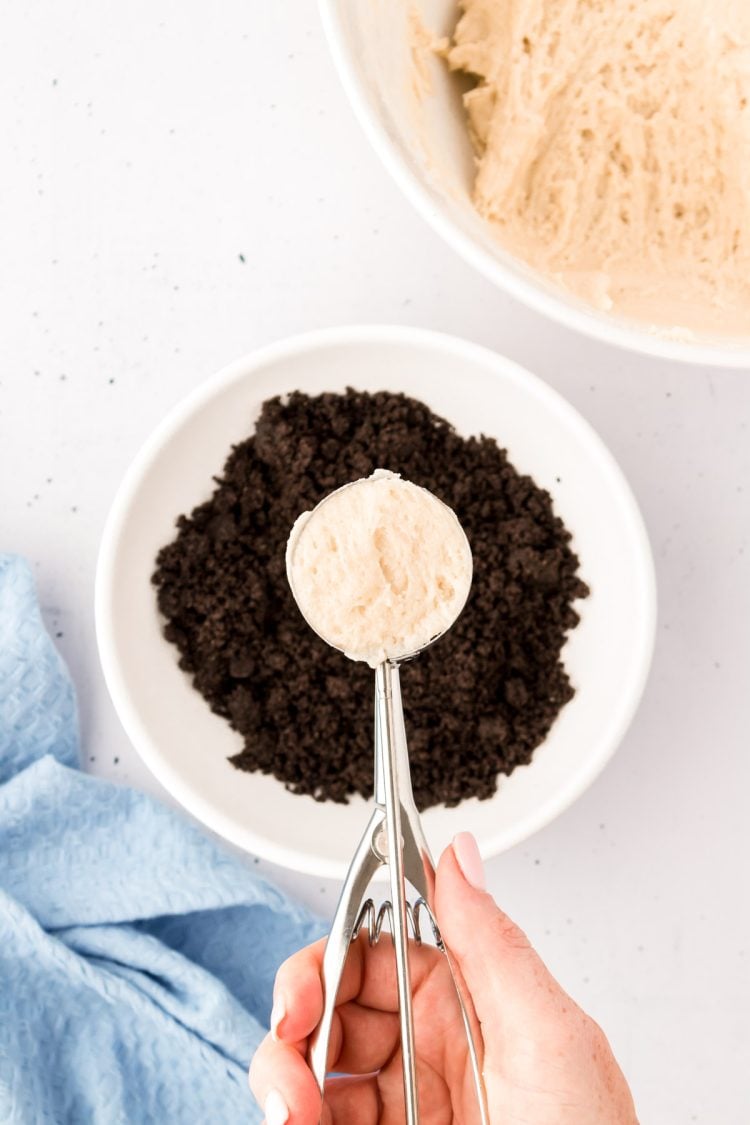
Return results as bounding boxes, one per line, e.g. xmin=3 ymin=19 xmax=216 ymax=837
xmin=435 ymin=833 xmax=550 ymax=1029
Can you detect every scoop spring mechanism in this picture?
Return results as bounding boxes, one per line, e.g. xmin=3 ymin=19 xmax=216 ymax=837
xmin=352 ymin=896 xmax=444 ymax=949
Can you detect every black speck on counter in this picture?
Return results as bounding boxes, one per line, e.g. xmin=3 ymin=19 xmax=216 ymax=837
xmin=108 ymin=378 xmax=115 ymax=385
xmin=55 ymin=631 xmax=63 ymax=639
xmin=238 ymin=253 xmax=246 ymax=263
xmin=113 ymin=757 xmax=119 ymax=765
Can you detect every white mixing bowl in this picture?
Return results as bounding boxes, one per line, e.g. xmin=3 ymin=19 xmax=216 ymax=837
xmin=96 ymin=326 xmax=656 ymax=878
xmin=320 ymin=0 xmax=750 ymax=367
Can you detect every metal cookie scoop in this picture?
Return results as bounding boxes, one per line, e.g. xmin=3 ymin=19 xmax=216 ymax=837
xmin=287 ymin=479 xmax=488 ymax=1125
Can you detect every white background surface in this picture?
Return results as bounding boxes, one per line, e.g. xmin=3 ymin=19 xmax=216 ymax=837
xmin=1 ymin=3 xmax=748 ymax=1121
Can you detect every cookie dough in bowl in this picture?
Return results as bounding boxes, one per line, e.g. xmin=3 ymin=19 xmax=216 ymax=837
xmin=446 ymin=0 xmax=750 ymax=335
xmin=320 ymin=0 xmax=750 ymax=364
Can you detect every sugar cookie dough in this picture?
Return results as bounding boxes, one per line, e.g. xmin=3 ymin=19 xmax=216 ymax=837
xmin=446 ymin=1 xmax=750 ymax=333
xmin=287 ymin=470 xmax=472 ymax=667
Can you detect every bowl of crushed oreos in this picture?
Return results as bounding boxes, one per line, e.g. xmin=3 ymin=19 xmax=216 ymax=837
xmin=96 ymin=326 xmax=656 ymax=877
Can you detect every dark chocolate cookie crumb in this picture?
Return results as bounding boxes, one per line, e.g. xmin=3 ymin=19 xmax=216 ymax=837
xmin=152 ymin=390 xmax=588 ymax=809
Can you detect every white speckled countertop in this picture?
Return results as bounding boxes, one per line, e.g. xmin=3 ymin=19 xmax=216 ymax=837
xmin=2 ymin=3 xmax=748 ymax=1121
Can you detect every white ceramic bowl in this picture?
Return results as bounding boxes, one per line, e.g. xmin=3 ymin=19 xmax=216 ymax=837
xmin=320 ymin=0 xmax=750 ymax=367
xmin=96 ymin=326 xmax=656 ymax=878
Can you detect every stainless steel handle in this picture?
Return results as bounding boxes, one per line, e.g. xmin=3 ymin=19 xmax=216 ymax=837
xmin=376 ymin=660 xmax=419 ymax=1124
xmin=382 ymin=663 xmax=490 ymax=1125
xmin=308 ymin=814 xmax=382 ymax=1096
xmin=309 ymin=661 xmax=489 ymax=1125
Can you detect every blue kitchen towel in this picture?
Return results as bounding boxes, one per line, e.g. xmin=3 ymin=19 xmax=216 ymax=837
xmin=0 ymin=555 xmax=325 ymax=1124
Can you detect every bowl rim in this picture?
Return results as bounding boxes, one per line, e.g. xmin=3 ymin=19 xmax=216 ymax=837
xmin=319 ymin=0 xmax=750 ymax=369
xmin=96 ymin=324 xmax=657 ymax=877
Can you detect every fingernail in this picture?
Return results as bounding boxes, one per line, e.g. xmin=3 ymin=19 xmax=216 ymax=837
xmin=453 ymin=832 xmax=485 ymax=891
xmin=270 ymin=994 xmax=286 ymax=1040
xmin=264 ymin=1088 xmax=289 ymax=1125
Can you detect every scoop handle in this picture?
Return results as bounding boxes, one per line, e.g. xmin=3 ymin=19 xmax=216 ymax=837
xmin=308 ymin=814 xmax=382 ymax=1098
xmin=376 ymin=661 xmax=420 ymax=1124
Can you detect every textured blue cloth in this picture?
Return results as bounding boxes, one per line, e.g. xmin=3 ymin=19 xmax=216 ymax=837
xmin=0 ymin=555 xmax=325 ymax=1124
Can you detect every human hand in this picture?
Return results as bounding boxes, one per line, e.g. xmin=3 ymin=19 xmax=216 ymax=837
xmin=250 ymin=833 xmax=638 ymax=1124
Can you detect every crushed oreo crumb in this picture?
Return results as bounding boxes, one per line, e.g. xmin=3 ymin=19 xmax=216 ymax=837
xmin=152 ymin=389 xmax=588 ymax=808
